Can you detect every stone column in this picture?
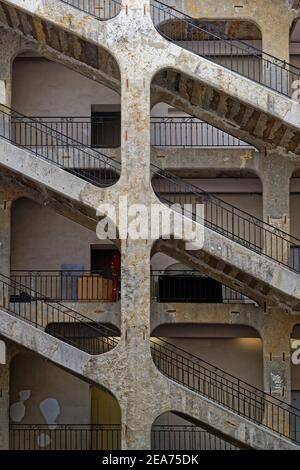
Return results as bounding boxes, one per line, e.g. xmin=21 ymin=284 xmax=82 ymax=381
xmin=0 ymin=191 xmax=12 ymax=308
xmin=262 ymin=310 xmax=292 ymax=438
xmin=0 ymin=343 xmax=12 ymax=450
xmin=262 ymin=21 xmax=291 ymax=94
xmin=116 ymin=3 xmax=156 ymax=447
xmin=261 ymin=153 xmax=293 ymax=264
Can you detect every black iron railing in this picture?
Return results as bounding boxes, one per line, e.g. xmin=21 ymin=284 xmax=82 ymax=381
xmin=9 ymin=423 xmax=236 ymax=450
xmin=11 ymin=270 xmax=120 ymax=302
xmin=0 ymin=105 xmax=120 ymax=187
xmin=151 ymin=117 xmax=250 ymax=147
xmin=150 ymin=338 xmax=300 ymax=443
xmin=61 ymin=0 xmax=121 ymax=20
xmin=20 ymin=116 xmax=121 ymax=148
xmin=21 ymin=115 xmax=250 ymax=148
xmin=151 ymin=270 xmax=253 ymax=303
xmin=151 ymin=164 xmax=300 ymax=273
xmin=0 ymin=272 xmax=119 ymax=354
xmin=150 ymin=0 xmax=300 ymax=97
xmin=151 ymin=425 xmax=238 ymax=450
xmin=9 ymin=424 xmax=121 ymax=450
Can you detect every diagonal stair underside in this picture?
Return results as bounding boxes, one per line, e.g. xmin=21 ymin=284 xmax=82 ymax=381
xmin=0 ymin=165 xmax=98 ymax=231
xmin=0 ymin=3 xmax=120 ymax=92
xmin=151 ymin=69 xmax=300 ymax=157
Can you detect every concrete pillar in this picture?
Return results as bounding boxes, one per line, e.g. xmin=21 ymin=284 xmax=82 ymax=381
xmin=0 ymin=193 xmax=12 ymax=278
xmin=261 ymin=153 xmax=293 ymax=264
xmin=117 ymin=4 xmax=155 ymax=447
xmin=0 ymin=343 xmax=10 ymax=450
xmin=262 ymin=308 xmax=293 ymax=436
xmin=0 ymin=192 xmax=12 ymax=308
xmin=262 ymin=20 xmax=291 ymax=94
xmin=262 ymin=311 xmax=292 ymax=438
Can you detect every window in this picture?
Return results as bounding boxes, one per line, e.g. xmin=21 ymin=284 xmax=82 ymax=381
xmin=91 ymin=111 xmax=121 ymax=148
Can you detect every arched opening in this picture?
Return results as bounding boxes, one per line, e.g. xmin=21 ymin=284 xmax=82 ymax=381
xmin=7 ymin=197 xmax=121 ymax=354
xmin=151 ymin=237 xmax=259 ymax=305
xmin=11 ymin=197 xmax=121 ymax=303
xmin=290 ymin=18 xmax=300 ymax=69
xmin=290 ymin=169 xmax=300 ymax=271
xmin=150 ymin=2 xmax=272 ymax=88
xmin=150 ymin=167 xmax=263 ymax=297
xmin=9 ymin=52 xmax=121 ymax=187
xmin=151 ymin=411 xmax=239 ymax=450
xmin=151 ymin=323 xmax=263 ymax=388
xmin=150 ymin=324 xmax=264 ymax=443
xmin=9 ymin=352 xmax=121 ymax=450
xmin=151 ymin=102 xmax=253 ymax=149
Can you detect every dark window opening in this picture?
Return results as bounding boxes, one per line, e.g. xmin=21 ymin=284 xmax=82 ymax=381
xmin=157 ymin=275 xmax=223 ymax=303
xmin=91 ymin=112 xmax=121 ymax=148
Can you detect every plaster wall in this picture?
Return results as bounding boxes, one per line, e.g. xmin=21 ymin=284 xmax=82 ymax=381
xmin=11 ymin=198 xmax=107 ymax=271
xmin=154 ymin=336 xmax=263 ymax=389
xmin=9 ymin=353 xmax=90 ymax=425
xmin=12 ymin=58 xmax=120 ymax=116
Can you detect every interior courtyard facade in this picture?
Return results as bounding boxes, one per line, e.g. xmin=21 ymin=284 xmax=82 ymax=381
xmin=0 ymin=0 xmax=300 ymax=451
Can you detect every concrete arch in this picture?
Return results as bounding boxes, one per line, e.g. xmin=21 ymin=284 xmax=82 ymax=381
xmin=9 ymin=351 xmax=122 ymax=449
xmin=151 ymin=322 xmax=263 ymax=389
xmin=151 ymin=410 xmax=240 ymax=450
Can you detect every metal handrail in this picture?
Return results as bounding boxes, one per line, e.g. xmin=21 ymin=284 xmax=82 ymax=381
xmin=9 ymin=424 xmax=236 ymax=450
xmin=151 ymin=270 xmax=253 ymax=303
xmin=20 ymin=115 xmax=251 ymax=148
xmin=0 ymin=105 xmax=121 ymax=187
xmin=151 ymin=163 xmax=300 ymax=273
xmin=9 ymin=423 xmax=121 ymax=450
xmin=0 ymin=272 xmax=119 ymax=354
xmin=150 ymin=0 xmax=300 ymax=97
xmin=150 ymin=337 xmax=300 ymax=443
xmin=61 ymin=0 xmax=121 ymax=20
xmin=151 ymin=425 xmax=239 ymax=450
xmin=151 ymin=116 xmax=251 ymax=147
xmin=10 ymin=270 xmax=120 ymax=302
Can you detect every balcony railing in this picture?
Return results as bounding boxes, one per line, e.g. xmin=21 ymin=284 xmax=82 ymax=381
xmin=11 ymin=270 xmax=120 ymax=302
xmin=9 ymin=424 xmax=121 ymax=450
xmin=151 ymin=270 xmax=254 ymax=304
xmin=0 ymin=106 xmax=120 ymax=187
xmin=0 ymin=272 xmax=119 ymax=355
xmin=13 ymin=116 xmax=250 ymax=148
xmin=61 ymin=0 xmax=121 ymax=20
xmin=9 ymin=424 xmax=237 ymax=450
xmin=151 ymin=425 xmax=239 ymax=450
xmin=151 ymin=117 xmax=251 ymax=148
xmin=10 ymin=270 xmax=251 ymax=304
